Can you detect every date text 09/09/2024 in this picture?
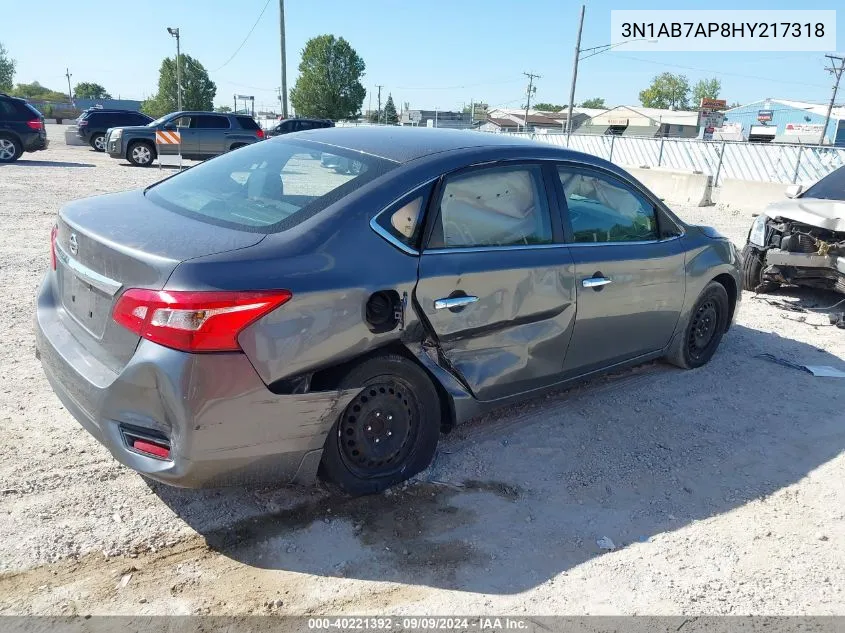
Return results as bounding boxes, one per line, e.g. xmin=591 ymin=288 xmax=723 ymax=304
xmin=308 ymin=617 xmax=530 ymax=630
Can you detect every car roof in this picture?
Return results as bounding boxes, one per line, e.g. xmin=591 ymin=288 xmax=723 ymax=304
xmin=292 ymin=126 xmax=564 ymax=163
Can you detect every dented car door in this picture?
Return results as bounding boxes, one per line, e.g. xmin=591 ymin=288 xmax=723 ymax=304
xmin=414 ymin=163 xmax=577 ymax=402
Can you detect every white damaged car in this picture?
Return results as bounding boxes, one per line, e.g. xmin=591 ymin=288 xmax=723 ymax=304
xmin=742 ymin=165 xmax=845 ymax=295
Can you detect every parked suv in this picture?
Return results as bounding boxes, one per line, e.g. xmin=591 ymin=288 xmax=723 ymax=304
xmin=266 ymin=117 xmax=334 ymax=137
xmin=77 ymin=109 xmax=152 ymax=151
xmin=0 ymin=93 xmax=48 ymax=163
xmin=106 ymin=111 xmax=264 ymax=167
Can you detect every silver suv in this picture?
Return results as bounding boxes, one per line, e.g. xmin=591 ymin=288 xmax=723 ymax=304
xmin=106 ymin=111 xmax=264 ymax=167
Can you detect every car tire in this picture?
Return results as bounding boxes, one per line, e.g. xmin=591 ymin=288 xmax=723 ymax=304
xmin=740 ymin=244 xmax=775 ymax=292
xmin=127 ymin=141 xmax=155 ymax=167
xmin=229 ymin=143 xmax=246 ymax=152
xmin=0 ymin=134 xmax=23 ymax=163
xmin=666 ymin=281 xmax=730 ymax=370
xmin=90 ymin=133 xmax=106 ymax=152
xmin=319 ymin=354 xmax=441 ymax=496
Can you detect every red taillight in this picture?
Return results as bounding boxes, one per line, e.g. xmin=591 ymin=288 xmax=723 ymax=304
xmin=78 ymin=120 xmax=88 ymax=127
xmin=27 ymin=119 xmax=43 ymax=130
xmin=50 ymin=225 xmax=58 ymax=270
xmin=112 ymin=289 xmax=292 ymax=352
xmin=132 ymin=439 xmax=170 ymax=460
xmin=255 ymin=128 xmax=265 ymax=139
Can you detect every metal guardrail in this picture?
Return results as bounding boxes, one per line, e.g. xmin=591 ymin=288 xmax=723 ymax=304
xmin=495 ymin=132 xmax=845 ymax=186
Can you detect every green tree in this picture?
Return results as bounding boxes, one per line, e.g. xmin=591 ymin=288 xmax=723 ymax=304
xmin=367 ymin=109 xmax=380 ymax=123
xmin=579 ymin=97 xmax=606 ymax=109
xmin=638 ymin=73 xmax=691 ymax=110
xmin=74 ymin=82 xmax=111 ymax=99
xmin=383 ymin=94 xmax=398 ymax=124
xmin=10 ymin=81 xmax=68 ymax=101
xmin=214 ymin=105 xmax=232 ymax=113
xmin=0 ymin=42 xmax=14 ymax=92
xmin=142 ymin=54 xmax=216 ymax=118
xmin=532 ymin=102 xmax=564 ymax=111
xmin=692 ymin=78 xmax=722 ymax=105
xmin=289 ymin=35 xmax=366 ymax=120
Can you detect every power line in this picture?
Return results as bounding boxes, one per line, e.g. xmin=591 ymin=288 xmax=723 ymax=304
xmin=612 ymin=53 xmax=831 ymax=90
xmin=210 ymin=0 xmax=272 ymax=72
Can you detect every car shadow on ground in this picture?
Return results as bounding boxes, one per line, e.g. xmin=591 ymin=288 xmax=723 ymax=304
xmin=149 ymin=321 xmax=845 ymax=594
xmin=4 ymin=160 xmax=95 ymax=168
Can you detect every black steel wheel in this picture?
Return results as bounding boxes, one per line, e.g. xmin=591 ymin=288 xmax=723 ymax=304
xmin=666 ymin=281 xmax=730 ymax=369
xmin=338 ymin=378 xmax=418 ymax=478
xmin=687 ymin=298 xmax=719 ymax=362
xmin=319 ymin=354 xmax=441 ymax=496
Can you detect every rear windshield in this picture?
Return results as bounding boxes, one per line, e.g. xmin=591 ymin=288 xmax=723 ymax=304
xmin=146 ymin=139 xmax=396 ymax=233
xmin=236 ymin=116 xmax=260 ymax=130
xmin=802 ymin=165 xmax=845 ymax=201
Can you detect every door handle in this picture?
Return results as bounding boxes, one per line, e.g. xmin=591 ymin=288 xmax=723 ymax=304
xmin=582 ymin=277 xmax=612 ymax=288
xmin=434 ymin=296 xmax=479 ymax=310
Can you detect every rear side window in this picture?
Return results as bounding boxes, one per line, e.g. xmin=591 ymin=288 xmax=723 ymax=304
xmin=195 ymin=115 xmax=230 ymax=129
xmin=0 ymin=100 xmax=15 ymax=116
xmin=428 ymin=165 xmax=553 ymax=249
xmin=146 ymin=139 xmax=396 ymax=233
xmin=374 ymin=187 xmax=432 ymax=250
xmin=236 ymin=116 xmax=259 ymax=130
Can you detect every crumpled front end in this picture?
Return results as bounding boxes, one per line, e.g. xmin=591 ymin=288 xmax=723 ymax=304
xmin=753 ymin=215 xmax=845 ymax=294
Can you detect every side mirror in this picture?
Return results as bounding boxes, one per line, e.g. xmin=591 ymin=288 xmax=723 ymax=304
xmin=163 ymin=123 xmax=176 ymax=130
xmin=785 ymin=184 xmax=803 ymax=198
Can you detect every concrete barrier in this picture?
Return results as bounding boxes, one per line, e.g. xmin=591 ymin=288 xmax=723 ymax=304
xmin=714 ymin=178 xmax=790 ymax=213
xmin=623 ymin=166 xmax=713 ymax=207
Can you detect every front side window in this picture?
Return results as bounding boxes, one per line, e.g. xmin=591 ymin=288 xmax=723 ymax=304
xmin=171 ymin=116 xmax=192 ymax=128
xmin=558 ymin=167 xmax=658 ymax=243
xmin=429 ymin=165 xmax=552 ymax=249
xmin=146 ymin=139 xmax=395 ymax=233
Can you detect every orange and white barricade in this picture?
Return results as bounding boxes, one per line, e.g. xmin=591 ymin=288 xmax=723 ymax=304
xmin=155 ymin=129 xmax=182 ymax=169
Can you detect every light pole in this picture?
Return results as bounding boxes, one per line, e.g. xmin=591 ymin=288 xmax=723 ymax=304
xmin=167 ymin=27 xmax=182 ymax=112
xmin=565 ymin=5 xmax=654 ymax=140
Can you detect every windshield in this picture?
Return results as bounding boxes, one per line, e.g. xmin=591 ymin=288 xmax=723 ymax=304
xmin=802 ymin=165 xmax=845 ymax=201
xmin=147 ymin=115 xmax=172 ymax=127
xmin=145 ymin=139 xmax=395 ymax=233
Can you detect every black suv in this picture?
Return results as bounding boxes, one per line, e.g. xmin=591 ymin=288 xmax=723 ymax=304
xmin=266 ymin=117 xmax=334 ymax=137
xmin=0 ymin=93 xmax=48 ymax=163
xmin=77 ymin=109 xmax=152 ymax=151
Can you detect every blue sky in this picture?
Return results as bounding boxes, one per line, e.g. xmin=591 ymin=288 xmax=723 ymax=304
xmin=2 ymin=0 xmax=842 ymax=112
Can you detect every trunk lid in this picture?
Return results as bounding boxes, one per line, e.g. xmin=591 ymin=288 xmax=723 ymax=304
xmin=54 ymin=190 xmax=265 ymax=371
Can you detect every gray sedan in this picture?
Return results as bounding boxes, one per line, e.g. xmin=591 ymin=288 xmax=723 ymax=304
xmin=36 ymin=127 xmax=741 ymax=495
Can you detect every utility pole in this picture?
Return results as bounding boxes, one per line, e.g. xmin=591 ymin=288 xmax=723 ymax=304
xmin=376 ymin=84 xmax=383 ymax=124
xmin=279 ymin=0 xmax=288 ymax=118
xmin=469 ymin=98 xmax=473 ymax=128
xmin=566 ymin=4 xmax=586 ymax=142
xmin=65 ymin=68 xmax=73 ymax=104
xmin=819 ymin=54 xmax=845 ymax=146
xmin=523 ymin=72 xmax=540 ymax=132
xmin=167 ymin=27 xmax=182 ymax=111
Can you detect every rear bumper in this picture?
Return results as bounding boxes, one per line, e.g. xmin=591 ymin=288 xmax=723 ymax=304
xmin=35 ymin=274 xmax=356 ymax=487
xmin=23 ymin=135 xmax=48 ymax=152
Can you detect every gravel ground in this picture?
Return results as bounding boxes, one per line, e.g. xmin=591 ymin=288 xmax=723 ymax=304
xmin=0 ymin=125 xmax=843 ymax=615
